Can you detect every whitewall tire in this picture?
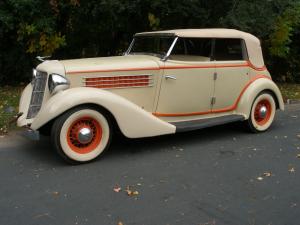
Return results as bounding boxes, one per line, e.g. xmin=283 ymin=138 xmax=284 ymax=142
xmin=51 ymin=106 xmax=112 ymax=163
xmin=247 ymin=92 xmax=276 ymax=132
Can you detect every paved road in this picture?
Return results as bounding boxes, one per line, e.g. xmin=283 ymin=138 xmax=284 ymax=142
xmin=1 ymin=105 xmax=300 ymax=225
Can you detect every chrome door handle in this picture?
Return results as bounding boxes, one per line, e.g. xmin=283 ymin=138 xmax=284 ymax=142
xmin=165 ymin=75 xmax=177 ymax=80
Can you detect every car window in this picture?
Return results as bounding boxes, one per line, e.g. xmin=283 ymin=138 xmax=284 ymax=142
xmin=213 ymin=38 xmax=245 ymax=61
xmin=170 ymin=38 xmax=212 ymax=61
xmin=130 ymin=36 xmax=175 ymax=57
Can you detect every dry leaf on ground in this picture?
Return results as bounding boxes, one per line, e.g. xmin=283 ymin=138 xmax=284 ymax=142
xmin=113 ymin=186 xmax=121 ymax=193
xmin=263 ymin=172 xmax=272 ymax=177
xmin=257 ymin=177 xmax=264 ymax=181
xmin=125 ymin=186 xmax=139 ymax=196
xmin=288 ymin=167 xmax=296 ymax=173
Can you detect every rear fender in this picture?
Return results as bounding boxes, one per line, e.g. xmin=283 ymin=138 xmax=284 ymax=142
xmin=236 ymin=77 xmax=284 ymax=119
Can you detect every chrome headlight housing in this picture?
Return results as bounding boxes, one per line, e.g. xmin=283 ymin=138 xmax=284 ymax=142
xmin=48 ymin=73 xmax=70 ymax=95
xmin=31 ymin=69 xmax=37 ymax=85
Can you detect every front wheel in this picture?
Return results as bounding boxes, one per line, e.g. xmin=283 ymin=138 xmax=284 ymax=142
xmin=246 ymin=92 xmax=276 ymax=132
xmin=51 ymin=106 xmax=112 ymax=163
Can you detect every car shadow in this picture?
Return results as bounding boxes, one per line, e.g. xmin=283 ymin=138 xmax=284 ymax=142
xmin=105 ymin=122 xmax=249 ymax=158
xmin=19 ymin=120 xmax=283 ymax=166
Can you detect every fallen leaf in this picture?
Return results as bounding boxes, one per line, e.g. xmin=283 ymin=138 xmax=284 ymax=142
xmin=257 ymin=177 xmax=264 ymax=181
xmin=132 ymin=191 xmax=139 ymax=195
xmin=52 ymin=191 xmax=59 ymax=196
xmin=263 ymin=172 xmax=272 ymax=177
xmin=113 ymin=186 xmax=121 ymax=193
xmin=125 ymin=186 xmax=139 ymax=196
xmin=289 ymin=167 xmax=296 ymax=173
xmin=118 ymin=222 xmax=124 ymax=225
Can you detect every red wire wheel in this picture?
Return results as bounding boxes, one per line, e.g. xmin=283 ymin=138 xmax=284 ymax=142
xmin=254 ymin=99 xmax=272 ymax=126
xmin=67 ymin=117 xmax=102 ymax=154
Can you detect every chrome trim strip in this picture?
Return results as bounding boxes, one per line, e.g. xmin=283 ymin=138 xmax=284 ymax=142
xmin=86 ymin=82 xmax=154 ymax=87
xmin=86 ymin=84 xmax=154 ymax=90
xmin=125 ymin=38 xmax=135 ymax=55
xmin=162 ymin=36 xmax=178 ymax=61
xmin=84 ymin=78 xmax=153 ymax=83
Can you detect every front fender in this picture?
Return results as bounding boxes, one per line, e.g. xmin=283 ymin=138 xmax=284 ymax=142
xmin=236 ymin=77 xmax=284 ymax=119
xmin=31 ymin=87 xmax=176 ymax=138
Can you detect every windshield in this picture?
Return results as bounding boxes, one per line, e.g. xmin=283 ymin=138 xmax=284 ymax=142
xmin=128 ymin=36 xmax=175 ymax=58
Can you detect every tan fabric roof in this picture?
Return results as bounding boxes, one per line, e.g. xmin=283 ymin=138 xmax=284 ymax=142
xmin=136 ymin=29 xmax=265 ymax=68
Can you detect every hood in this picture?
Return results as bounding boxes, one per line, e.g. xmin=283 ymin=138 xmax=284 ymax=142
xmin=60 ymin=55 xmax=161 ymax=75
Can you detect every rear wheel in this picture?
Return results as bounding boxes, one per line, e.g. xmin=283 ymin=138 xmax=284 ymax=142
xmin=51 ymin=106 xmax=112 ymax=163
xmin=246 ymin=92 xmax=276 ymax=132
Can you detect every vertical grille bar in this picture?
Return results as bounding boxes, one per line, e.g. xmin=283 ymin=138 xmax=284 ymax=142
xmin=27 ymin=71 xmax=47 ymax=119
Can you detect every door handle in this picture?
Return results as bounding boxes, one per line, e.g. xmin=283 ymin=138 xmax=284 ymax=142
xmin=165 ymin=75 xmax=177 ymax=80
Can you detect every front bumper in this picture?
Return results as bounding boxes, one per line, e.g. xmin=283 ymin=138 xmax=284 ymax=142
xmin=22 ymin=128 xmax=40 ymax=141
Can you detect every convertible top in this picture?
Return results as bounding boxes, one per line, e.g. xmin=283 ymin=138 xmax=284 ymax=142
xmin=135 ymin=29 xmax=264 ymax=68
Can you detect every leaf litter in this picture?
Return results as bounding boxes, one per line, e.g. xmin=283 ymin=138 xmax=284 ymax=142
xmin=257 ymin=171 xmax=273 ymax=181
xmin=113 ymin=185 xmax=139 ymax=196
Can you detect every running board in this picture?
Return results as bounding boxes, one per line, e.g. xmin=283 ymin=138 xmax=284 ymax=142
xmin=171 ymin=115 xmax=245 ymax=133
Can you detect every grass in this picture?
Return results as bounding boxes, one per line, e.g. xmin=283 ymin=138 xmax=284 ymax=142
xmin=0 ymin=86 xmax=24 ymax=135
xmin=0 ymin=83 xmax=300 ymax=135
xmin=277 ymin=83 xmax=300 ymax=102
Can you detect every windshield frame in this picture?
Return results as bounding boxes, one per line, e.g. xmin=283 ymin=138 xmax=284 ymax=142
xmin=125 ymin=34 xmax=178 ymax=60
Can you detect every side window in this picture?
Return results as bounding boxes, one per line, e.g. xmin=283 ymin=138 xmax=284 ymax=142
xmin=213 ymin=38 xmax=246 ymax=61
xmin=171 ymin=38 xmax=213 ymax=61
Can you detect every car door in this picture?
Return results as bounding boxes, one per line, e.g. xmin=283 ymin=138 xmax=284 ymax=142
xmin=212 ymin=38 xmax=250 ymax=111
xmin=155 ymin=38 xmax=215 ymax=116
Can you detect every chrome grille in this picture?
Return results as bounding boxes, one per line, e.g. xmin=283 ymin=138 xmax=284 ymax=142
xmin=27 ymin=71 xmax=47 ymax=119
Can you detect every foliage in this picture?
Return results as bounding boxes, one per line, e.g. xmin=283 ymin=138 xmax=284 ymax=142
xmin=269 ymin=2 xmax=300 ymax=58
xmin=0 ymin=0 xmax=300 ymax=85
xmin=268 ymin=2 xmax=300 ymax=82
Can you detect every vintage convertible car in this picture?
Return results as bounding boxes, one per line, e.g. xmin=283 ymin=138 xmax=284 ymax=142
xmin=17 ymin=29 xmax=284 ymax=163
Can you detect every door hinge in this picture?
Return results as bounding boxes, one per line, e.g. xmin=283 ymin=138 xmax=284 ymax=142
xmin=211 ymin=97 xmax=216 ymax=105
xmin=213 ymin=72 xmax=218 ymax=80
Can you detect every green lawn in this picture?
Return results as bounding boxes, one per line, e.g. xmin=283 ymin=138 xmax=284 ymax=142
xmin=0 ymin=83 xmax=300 ymax=135
xmin=0 ymin=86 xmax=24 ymax=135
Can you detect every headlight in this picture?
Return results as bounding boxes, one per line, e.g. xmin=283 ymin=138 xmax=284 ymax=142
xmin=33 ymin=69 xmax=37 ymax=78
xmin=48 ymin=73 xmax=70 ymax=95
xmin=31 ymin=69 xmax=37 ymax=85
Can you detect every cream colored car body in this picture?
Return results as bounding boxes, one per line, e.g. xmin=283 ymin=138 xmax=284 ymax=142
xmin=17 ymin=29 xmax=284 ymax=138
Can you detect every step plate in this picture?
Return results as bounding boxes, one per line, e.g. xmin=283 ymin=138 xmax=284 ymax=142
xmin=171 ymin=115 xmax=245 ymax=133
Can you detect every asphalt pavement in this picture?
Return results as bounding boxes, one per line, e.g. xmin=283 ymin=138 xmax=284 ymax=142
xmin=1 ymin=104 xmax=300 ymax=225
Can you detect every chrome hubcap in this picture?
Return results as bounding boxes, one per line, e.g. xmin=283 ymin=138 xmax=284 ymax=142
xmin=78 ymin=128 xmax=93 ymax=144
xmin=259 ymin=106 xmax=268 ymax=119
